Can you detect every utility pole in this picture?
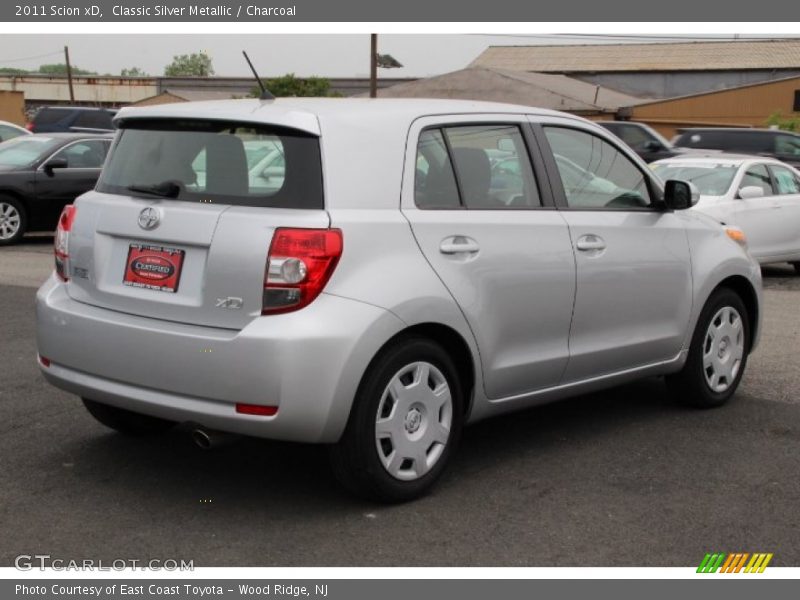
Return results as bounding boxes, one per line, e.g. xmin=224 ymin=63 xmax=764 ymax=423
xmin=369 ymin=34 xmax=377 ymax=98
xmin=64 ymin=46 xmax=75 ymax=102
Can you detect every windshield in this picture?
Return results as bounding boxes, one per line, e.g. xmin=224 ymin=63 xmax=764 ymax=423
xmin=0 ymin=136 xmax=60 ymax=168
xmin=651 ymin=163 xmax=739 ymax=196
xmin=97 ymin=119 xmax=323 ymax=209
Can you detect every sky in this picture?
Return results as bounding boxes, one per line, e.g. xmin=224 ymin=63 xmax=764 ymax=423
xmin=0 ymin=33 xmax=775 ymax=79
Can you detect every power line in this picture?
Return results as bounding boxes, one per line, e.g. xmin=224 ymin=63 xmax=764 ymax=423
xmin=0 ymin=50 xmax=64 ymax=64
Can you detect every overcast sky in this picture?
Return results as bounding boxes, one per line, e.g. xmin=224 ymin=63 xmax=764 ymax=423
xmin=0 ymin=33 xmax=772 ymax=78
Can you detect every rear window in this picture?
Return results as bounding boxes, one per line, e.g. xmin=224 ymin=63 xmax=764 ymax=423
xmin=97 ymin=119 xmax=323 ymax=209
xmin=674 ymin=130 xmax=770 ymax=153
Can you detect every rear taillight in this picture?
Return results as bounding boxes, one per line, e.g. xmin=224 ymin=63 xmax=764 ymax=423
xmin=54 ymin=205 xmax=76 ymax=282
xmin=262 ymin=228 xmax=343 ymax=315
xmin=25 ymin=122 xmax=34 ymax=132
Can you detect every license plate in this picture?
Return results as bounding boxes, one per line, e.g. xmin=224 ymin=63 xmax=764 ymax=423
xmin=123 ymin=243 xmax=185 ymax=293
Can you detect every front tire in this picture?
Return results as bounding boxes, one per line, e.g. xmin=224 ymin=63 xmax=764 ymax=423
xmin=82 ymin=398 xmax=176 ymax=436
xmin=329 ymin=337 xmax=464 ymax=503
xmin=667 ymin=288 xmax=750 ymax=408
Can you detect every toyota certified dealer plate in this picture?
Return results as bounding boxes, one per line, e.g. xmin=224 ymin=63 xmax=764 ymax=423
xmin=123 ymin=243 xmax=185 ymax=293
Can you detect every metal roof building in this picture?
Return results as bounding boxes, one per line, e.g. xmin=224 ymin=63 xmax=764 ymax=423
xmin=470 ymin=40 xmax=800 ymax=99
xmin=366 ymin=67 xmax=646 ymax=117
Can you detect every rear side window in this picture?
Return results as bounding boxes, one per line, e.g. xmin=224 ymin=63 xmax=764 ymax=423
xmin=414 ymin=124 xmax=541 ymax=209
xmin=775 ymin=134 xmax=800 ymax=157
xmin=769 ymin=165 xmax=800 ymax=194
xmin=74 ymin=111 xmax=113 ymax=130
xmin=33 ymin=108 xmax=70 ymax=126
xmin=97 ymin=119 xmax=323 ymax=209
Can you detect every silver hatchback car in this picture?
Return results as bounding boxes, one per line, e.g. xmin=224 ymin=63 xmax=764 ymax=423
xmin=36 ymin=99 xmax=762 ymax=502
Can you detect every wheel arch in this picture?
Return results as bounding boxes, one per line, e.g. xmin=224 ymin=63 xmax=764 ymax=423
xmin=712 ymin=275 xmax=759 ymax=352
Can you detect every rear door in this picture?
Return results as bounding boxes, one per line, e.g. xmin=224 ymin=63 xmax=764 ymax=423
xmin=766 ymin=163 xmax=800 ymax=258
xmin=401 ymin=115 xmax=576 ymax=399
xmin=65 ymin=118 xmax=328 ymax=331
xmin=535 ymin=119 xmax=693 ymax=383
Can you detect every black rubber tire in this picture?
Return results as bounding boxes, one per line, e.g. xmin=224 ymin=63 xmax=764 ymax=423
xmin=82 ymin=398 xmax=176 ymax=436
xmin=666 ymin=288 xmax=750 ymax=408
xmin=329 ymin=337 xmax=464 ymax=503
xmin=0 ymin=195 xmax=27 ymax=246
xmin=792 ymin=262 xmax=800 ymax=275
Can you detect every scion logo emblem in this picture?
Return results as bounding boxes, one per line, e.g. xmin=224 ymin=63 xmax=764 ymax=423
xmin=138 ymin=207 xmax=161 ymax=230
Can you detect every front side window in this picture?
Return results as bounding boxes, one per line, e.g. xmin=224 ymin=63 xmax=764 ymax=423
xmin=770 ymin=165 xmax=800 ymax=195
xmin=51 ymin=140 xmax=109 ymax=168
xmin=740 ymin=164 xmax=775 ymax=197
xmin=544 ymin=127 xmax=652 ymax=209
xmin=97 ymin=119 xmax=323 ymax=209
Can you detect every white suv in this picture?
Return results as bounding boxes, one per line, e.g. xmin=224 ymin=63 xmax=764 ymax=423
xmin=36 ymin=99 xmax=762 ymax=501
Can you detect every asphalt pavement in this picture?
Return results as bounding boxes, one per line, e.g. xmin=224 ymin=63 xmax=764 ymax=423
xmin=1 ymin=238 xmax=798 ymax=567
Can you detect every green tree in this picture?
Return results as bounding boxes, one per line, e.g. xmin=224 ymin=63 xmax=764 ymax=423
xmin=766 ymin=110 xmax=800 ymax=132
xmin=120 ymin=66 xmax=148 ymax=77
xmin=37 ymin=63 xmax=96 ymax=75
xmin=0 ymin=67 xmax=29 ymax=75
xmin=164 ymin=52 xmax=214 ymax=77
xmin=250 ymin=73 xmax=338 ymax=97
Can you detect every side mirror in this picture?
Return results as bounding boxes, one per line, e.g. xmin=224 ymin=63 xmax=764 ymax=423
xmin=663 ymin=179 xmax=699 ymax=210
xmin=643 ymin=140 xmax=664 ymax=152
xmin=738 ymin=185 xmax=764 ymax=200
xmin=44 ymin=157 xmax=69 ymax=174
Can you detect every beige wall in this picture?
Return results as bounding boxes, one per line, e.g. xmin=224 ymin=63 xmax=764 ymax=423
xmin=629 ymin=76 xmax=800 ymax=138
xmin=0 ymin=91 xmax=25 ymax=125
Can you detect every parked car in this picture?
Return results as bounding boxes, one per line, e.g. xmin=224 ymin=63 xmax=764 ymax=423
xmin=0 ymin=120 xmax=30 ymax=143
xmin=597 ymin=121 xmax=681 ymax=162
xmin=0 ymin=133 xmax=112 ymax=245
xmin=672 ymin=128 xmax=800 ymax=168
xmin=36 ymin=99 xmax=762 ymax=502
xmin=28 ymin=106 xmax=117 ymax=134
xmin=652 ymin=154 xmax=800 ymax=271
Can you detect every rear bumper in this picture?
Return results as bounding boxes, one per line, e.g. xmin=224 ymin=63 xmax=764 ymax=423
xmin=36 ymin=275 xmax=405 ymax=443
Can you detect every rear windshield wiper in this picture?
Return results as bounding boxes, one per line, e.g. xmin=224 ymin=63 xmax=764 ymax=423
xmin=127 ymin=181 xmax=181 ymax=198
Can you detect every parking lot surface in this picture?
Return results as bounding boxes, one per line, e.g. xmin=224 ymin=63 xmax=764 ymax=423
xmin=1 ymin=238 xmax=798 ymax=566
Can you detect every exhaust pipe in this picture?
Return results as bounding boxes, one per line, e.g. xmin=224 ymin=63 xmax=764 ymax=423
xmin=191 ymin=427 xmax=241 ymax=450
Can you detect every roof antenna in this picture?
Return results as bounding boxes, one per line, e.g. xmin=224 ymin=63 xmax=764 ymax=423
xmin=242 ymin=50 xmax=274 ymax=100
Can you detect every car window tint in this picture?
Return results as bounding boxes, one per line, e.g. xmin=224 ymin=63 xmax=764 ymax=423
xmin=443 ymin=125 xmax=541 ymax=209
xmin=414 ymin=129 xmax=461 ymax=209
xmin=544 ymin=127 xmax=652 ymax=209
xmin=775 ymin=134 xmax=800 ymax=157
xmin=74 ymin=111 xmax=113 ymax=130
xmin=740 ymin=164 xmax=775 ymax=197
xmin=770 ymin=165 xmax=800 ymax=194
xmin=33 ymin=108 xmax=70 ymax=126
xmin=52 ymin=140 xmax=109 ymax=168
xmin=616 ymin=125 xmax=652 ymax=148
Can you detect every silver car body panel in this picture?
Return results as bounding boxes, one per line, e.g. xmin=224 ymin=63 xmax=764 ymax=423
xmin=36 ymin=99 xmax=763 ymax=443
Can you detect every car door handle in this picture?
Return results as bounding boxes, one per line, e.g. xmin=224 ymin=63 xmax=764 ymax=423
xmin=439 ymin=236 xmax=480 ymax=255
xmin=576 ymin=235 xmax=607 ymax=252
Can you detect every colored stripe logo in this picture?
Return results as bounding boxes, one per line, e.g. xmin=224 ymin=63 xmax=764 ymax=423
xmin=697 ymin=553 xmax=773 ymax=573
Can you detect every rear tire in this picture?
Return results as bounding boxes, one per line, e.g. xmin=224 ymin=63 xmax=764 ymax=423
xmin=329 ymin=337 xmax=464 ymax=503
xmin=666 ymin=288 xmax=750 ymax=408
xmin=82 ymin=398 xmax=176 ymax=436
xmin=0 ymin=195 xmax=26 ymax=246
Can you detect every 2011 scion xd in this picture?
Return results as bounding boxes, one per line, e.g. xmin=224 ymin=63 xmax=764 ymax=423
xmin=36 ymin=99 xmax=762 ymax=502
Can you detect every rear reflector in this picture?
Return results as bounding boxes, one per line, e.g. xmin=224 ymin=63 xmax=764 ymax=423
xmin=54 ymin=205 xmax=77 ymax=282
xmin=262 ymin=228 xmax=343 ymax=315
xmin=235 ymin=403 xmax=278 ymax=417
xmin=39 ymin=355 xmax=51 ymax=367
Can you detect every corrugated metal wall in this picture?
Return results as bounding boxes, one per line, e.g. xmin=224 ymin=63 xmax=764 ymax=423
xmin=629 ymin=76 xmax=800 ymax=138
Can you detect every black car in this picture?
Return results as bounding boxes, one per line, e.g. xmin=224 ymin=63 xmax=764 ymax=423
xmin=0 ymin=133 xmax=112 ymax=245
xmin=672 ymin=128 xmax=800 ymax=168
xmin=597 ymin=121 xmax=680 ymax=163
xmin=29 ymin=106 xmax=117 ymax=134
